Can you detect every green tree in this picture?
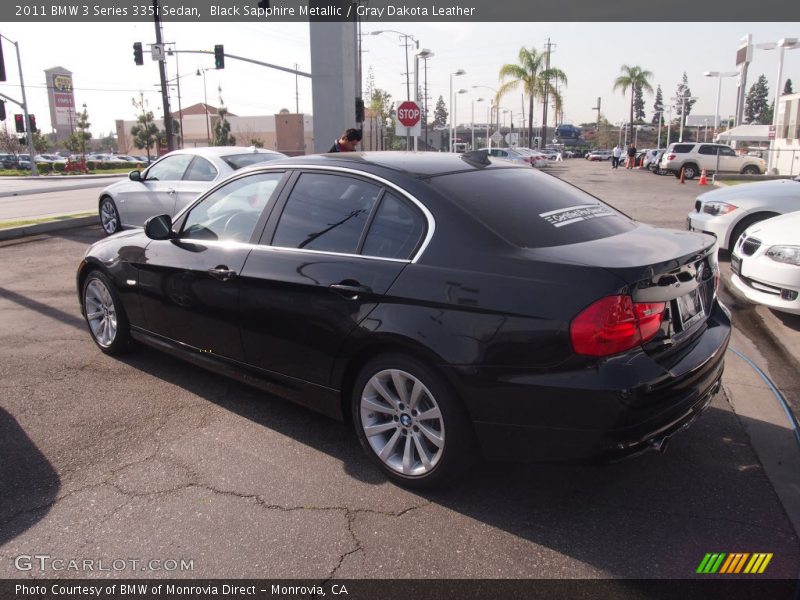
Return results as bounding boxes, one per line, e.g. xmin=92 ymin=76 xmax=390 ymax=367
xmin=130 ymin=94 xmax=159 ymax=160
xmin=369 ymin=88 xmax=393 ymax=150
xmin=433 ymin=95 xmax=448 ymax=129
xmin=249 ymin=138 xmax=264 ymax=148
xmin=67 ymin=106 xmax=92 ymax=158
xmin=32 ymin=130 xmax=51 ymax=154
xmin=651 ymin=84 xmax=664 ymax=125
xmin=0 ymin=129 xmax=23 ymax=155
xmin=633 ymin=84 xmax=646 ymax=122
xmin=498 ymin=46 xmax=566 ymax=149
xmin=744 ymin=74 xmax=770 ymax=124
xmin=783 ymin=78 xmax=793 ymax=95
xmin=613 ymin=65 xmax=654 ymax=131
xmin=674 ymin=72 xmax=697 ymax=130
xmin=212 ymin=106 xmax=236 ymax=146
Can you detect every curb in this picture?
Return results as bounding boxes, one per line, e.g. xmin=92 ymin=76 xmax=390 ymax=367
xmin=0 ymin=216 xmax=98 ymax=242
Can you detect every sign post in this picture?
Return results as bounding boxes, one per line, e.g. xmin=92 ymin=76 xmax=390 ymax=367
xmin=396 ymin=101 xmax=421 ymax=150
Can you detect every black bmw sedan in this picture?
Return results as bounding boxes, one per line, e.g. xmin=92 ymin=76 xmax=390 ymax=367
xmin=77 ymin=151 xmax=731 ymax=487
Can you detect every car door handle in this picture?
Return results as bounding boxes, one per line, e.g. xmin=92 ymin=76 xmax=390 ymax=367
xmin=167 ymin=188 xmax=176 ymax=195
xmin=330 ymin=282 xmax=372 ymax=298
xmin=207 ymin=266 xmax=237 ymax=282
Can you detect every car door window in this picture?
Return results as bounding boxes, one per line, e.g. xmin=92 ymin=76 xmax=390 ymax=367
xmin=698 ymin=145 xmax=717 ymax=155
xmin=183 ymin=156 xmax=218 ymax=182
xmin=361 ymin=192 xmax=425 ymax=260
xmin=180 ymin=173 xmax=284 ymax=242
xmin=272 ymin=172 xmax=381 ymax=254
xmin=145 ymin=155 xmax=193 ymax=181
xmin=720 ymin=147 xmax=736 ymax=157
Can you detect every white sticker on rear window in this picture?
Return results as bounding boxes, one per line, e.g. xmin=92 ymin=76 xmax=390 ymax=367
xmin=539 ymin=204 xmax=616 ymax=228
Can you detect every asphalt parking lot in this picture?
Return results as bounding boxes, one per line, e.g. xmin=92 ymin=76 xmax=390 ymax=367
xmin=0 ymin=161 xmax=798 ymax=582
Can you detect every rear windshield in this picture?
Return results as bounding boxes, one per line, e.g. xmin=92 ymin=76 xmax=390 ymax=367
xmin=222 ymin=153 xmax=283 ymax=170
xmin=429 ymin=167 xmax=635 ymax=248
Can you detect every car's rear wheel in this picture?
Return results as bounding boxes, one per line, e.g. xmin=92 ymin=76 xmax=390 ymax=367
xmin=82 ymin=270 xmax=131 ymax=355
xmin=741 ymin=165 xmax=761 ymax=175
xmin=99 ymin=197 xmax=121 ymax=235
xmin=352 ymin=355 xmax=475 ymax=488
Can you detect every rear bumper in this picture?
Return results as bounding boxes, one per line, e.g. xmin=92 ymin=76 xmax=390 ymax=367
xmin=447 ymin=301 xmax=731 ymax=462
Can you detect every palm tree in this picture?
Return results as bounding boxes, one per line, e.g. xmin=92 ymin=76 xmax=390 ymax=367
xmin=498 ymin=47 xmax=566 ymax=148
xmin=613 ymin=65 xmax=654 ymax=137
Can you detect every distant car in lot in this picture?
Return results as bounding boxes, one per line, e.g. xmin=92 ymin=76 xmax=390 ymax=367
xmin=730 ymin=212 xmax=800 ymax=315
xmin=78 ymin=151 xmax=730 ymax=488
xmin=512 ymin=147 xmax=550 ymax=168
xmin=641 ymin=149 xmax=661 ymax=170
xmin=635 ymin=124 xmax=657 ymax=133
xmin=0 ymin=153 xmax=31 ymax=170
xmin=687 ymin=176 xmax=800 ymax=250
xmin=487 ymin=147 xmax=535 ymax=166
xmin=660 ymin=143 xmax=766 ymax=179
xmin=586 ymin=150 xmax=613 ymax=161
xmin=97 ymin=146 xmax=286 ymax=235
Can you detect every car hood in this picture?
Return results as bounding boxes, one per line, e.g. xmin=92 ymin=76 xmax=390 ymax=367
xmin=742 ymin=211 xmax=800 ymax=243
xmin=698 ymin=178 xmax=800 ymax=205
xmin=101 ymin=176 xmax=136 ymax=194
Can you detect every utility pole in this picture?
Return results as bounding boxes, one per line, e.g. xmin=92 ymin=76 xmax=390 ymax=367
xmin=541 ymin=38 xmax=556 ymax=149
xmin=295 ymin=63 xmax=300 ymax=113
xmin=153 ymin=0 xmax=174 ymax=152
xmin=592 ymin=96 xmax=601 ymax=133
xmin=0 ymin=33 xmax=38 ymax=175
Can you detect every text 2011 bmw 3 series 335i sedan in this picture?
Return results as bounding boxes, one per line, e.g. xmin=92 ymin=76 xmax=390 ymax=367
xmin=77 ymin=152 xmax=731 ymax=488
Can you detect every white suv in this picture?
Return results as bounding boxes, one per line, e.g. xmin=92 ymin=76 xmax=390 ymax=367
xmin=659 ymin=143 xmax=765 ymax=179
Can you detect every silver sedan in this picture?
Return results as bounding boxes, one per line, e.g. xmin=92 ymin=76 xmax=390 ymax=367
xmin=98 ymin=146 xmax=286 ymax=235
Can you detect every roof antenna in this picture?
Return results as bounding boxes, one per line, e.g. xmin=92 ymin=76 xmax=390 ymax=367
xmin=460 ymin=149 xmax=490 ymax=167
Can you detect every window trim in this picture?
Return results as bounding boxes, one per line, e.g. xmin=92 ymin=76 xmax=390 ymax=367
xmin=255 ymin=165 xmax=435 ymax=264
xmin=142 ymin=153 xmax=193 ymax=182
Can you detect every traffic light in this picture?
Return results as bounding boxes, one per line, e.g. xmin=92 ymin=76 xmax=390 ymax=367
xmin=0 ymin=101 xmax=5 ymax=122
xmin=214 ymin=45 xmax=225 ymax=69
xmin=0 ymin=36 xmax=6 ymax=82
xmin=133 ymin=42 xmax=143 ymax=66
xmin=14 ymin=113 xmax=24 ymax=133
xmin=28 ymin=114 xmax=36 ymax=132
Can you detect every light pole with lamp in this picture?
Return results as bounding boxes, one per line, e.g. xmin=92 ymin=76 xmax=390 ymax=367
xmin=196 ymin=68 xmax=212 ymax=145
xmin=371 ymin=29 xmax=419 ymax=150
xmin=671 ymin=94 xmax=699 ymax=142
xmin=471 ymin=97 xmax=484 ymax=149
xmin=453 ymin=89 xmax=467 ymax=151
xmin=664 ymin=105 xmax=674 ymax=148
xmin=703 ymin=71 xmax=738 ymax=141
xmin=449 ymin=69 xmax=466 ymax=151
xmin=416 ymin=49 xmax=434 ymax=149
xmin=754 ymin=38 xmax=799 ymax=172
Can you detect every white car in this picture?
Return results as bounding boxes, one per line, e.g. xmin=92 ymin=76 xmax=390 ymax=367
xmin=98 ymin=147 xmax=286 ymax=235
xmin=687 ymin=176 xmax=800 ymax=251
xmin=513 ymin=147 xmax=550 ymax=168
xmin=730 ymin=212 xmax=800 ymax=314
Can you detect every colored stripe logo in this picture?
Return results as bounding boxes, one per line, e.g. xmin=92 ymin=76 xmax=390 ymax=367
xmin=696 ymin=553 xmax=773 ymax=574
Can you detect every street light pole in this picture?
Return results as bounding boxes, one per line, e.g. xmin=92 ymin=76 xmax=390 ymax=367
xmin=449 ymin=69 xmax=466 ymax=152
xmin=471 ymin=97 xmax=484 ymax=149
xmin=197 ymin=68 xmax=211 ymax=145
xmin=0 ymin=33 xmax=38 ymax=175
xmin=704 ymin=70 xmax=738 ymax=138
xmin=755 ymin=38 xmax=799 ymax=172
xmin=453 ymin=89 xmax=467 ymax=152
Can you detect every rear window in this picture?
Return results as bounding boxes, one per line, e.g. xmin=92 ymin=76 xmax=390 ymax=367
xmin=429 ymin=168 xmax=635 ymax=248
xmin=670 ymin=144 xmax=695 ymax=153
xmin=222 ymin=153 xmax=283 ymax=170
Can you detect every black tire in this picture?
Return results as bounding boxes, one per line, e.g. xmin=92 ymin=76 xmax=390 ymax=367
xmin=742 ymin=165 xmax=760 ymax=175
xmin=351 ymin=354 xmax=476 ymax=488
xmin=81 ymin=270 xmax=131 ymax=355
xmin=99 ymin=196 xmax=121 ymax=235
xmin=728 ymin=213 xmax=778 ymax=251
xmin=682 ymin=164 xmax=698 ymax=180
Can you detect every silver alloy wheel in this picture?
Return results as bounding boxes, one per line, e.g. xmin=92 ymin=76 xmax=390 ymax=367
xmin=360 ymin=369 xmax=445 ymax=476
xmin=84 ymin=278 xmax=117 ymax=347
xmin=100 ymin=199 xmax=118 ymax=234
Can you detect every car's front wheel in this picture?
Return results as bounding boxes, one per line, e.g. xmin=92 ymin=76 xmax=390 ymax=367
xmin=82 ymin=270 xmax=131 ymax=355
xmin=99 ymin=196 xmax=121 ymax=235
xmin=352 ymin=355 xmax=475 ymax=488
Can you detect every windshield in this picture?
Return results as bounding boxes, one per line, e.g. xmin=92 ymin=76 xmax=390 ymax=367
xmin=222 ymin=153 xmax=284 ymax=170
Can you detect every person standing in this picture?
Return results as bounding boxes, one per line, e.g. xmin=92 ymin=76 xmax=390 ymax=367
xmin=626 ymin=143 xmax=637 ymax=169
xmin=612 ymin=144 xmax=622 ymax=169
xmin=329 ymin=128 xmax=362 ymax=153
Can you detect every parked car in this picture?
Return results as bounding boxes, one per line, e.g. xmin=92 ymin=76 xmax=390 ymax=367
xmin=96 ymin=146 xmax=286 ymax=235
xmin=635 ymin=124 xmax=657 ymax=133
xmin=586 ymin=150 xmax=613 ymax=161
xmin=513 ymin=147 xmax=550 ymax=168
xmin=687 ymin=176 xmax=800 ymax=250
xmin=648 ymin=150 xmax=666 ymax=173
xmin=0 ymin=153 xmax=31 ymax=170
xmin=78 ymin=152 xmax=730 ymax=488
xmin=486 ymin=147 xmax=534 ymax=166
xmin=660 ymin=143 xmax=766 ymax=179
xmin=730 ymin=212 xmax=800 ymax=314
xmin=641 ymin=149 xmax=660 ymax=170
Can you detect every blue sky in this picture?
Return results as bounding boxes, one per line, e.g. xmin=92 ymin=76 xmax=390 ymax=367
xmin=2 ymin=21 xmax=798 ymax=136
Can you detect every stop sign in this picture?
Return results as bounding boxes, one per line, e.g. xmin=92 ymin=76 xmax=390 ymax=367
xmin=397 ymin=101 xmax=421 ymax=127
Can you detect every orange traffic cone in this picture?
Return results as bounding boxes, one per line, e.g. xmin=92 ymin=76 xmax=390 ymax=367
xmin=698 ymin=169 xmax=708 ymax=186
xmin=679 ymin=167 xmax=685 ymax=184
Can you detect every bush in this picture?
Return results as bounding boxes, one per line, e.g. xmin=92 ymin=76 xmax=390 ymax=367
xmin=86 ymin=160 xmax=96 ymax=170
xmin=54 ymin=162 xmax=65 ymax=173
xmin=35 ymin=162 xmax=52 ymax=174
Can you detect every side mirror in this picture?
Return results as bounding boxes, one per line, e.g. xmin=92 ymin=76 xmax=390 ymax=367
xmin=144 ymin=214 xmax=173 ymax=240
xmin=129 ymin=170 xmax=142 ymax=182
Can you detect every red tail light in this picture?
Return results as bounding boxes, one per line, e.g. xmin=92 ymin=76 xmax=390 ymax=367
xmin=570 ymin=295 xmax=666 ymax=357
xmin=666 ymin=153 xmax=676 ymax=160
